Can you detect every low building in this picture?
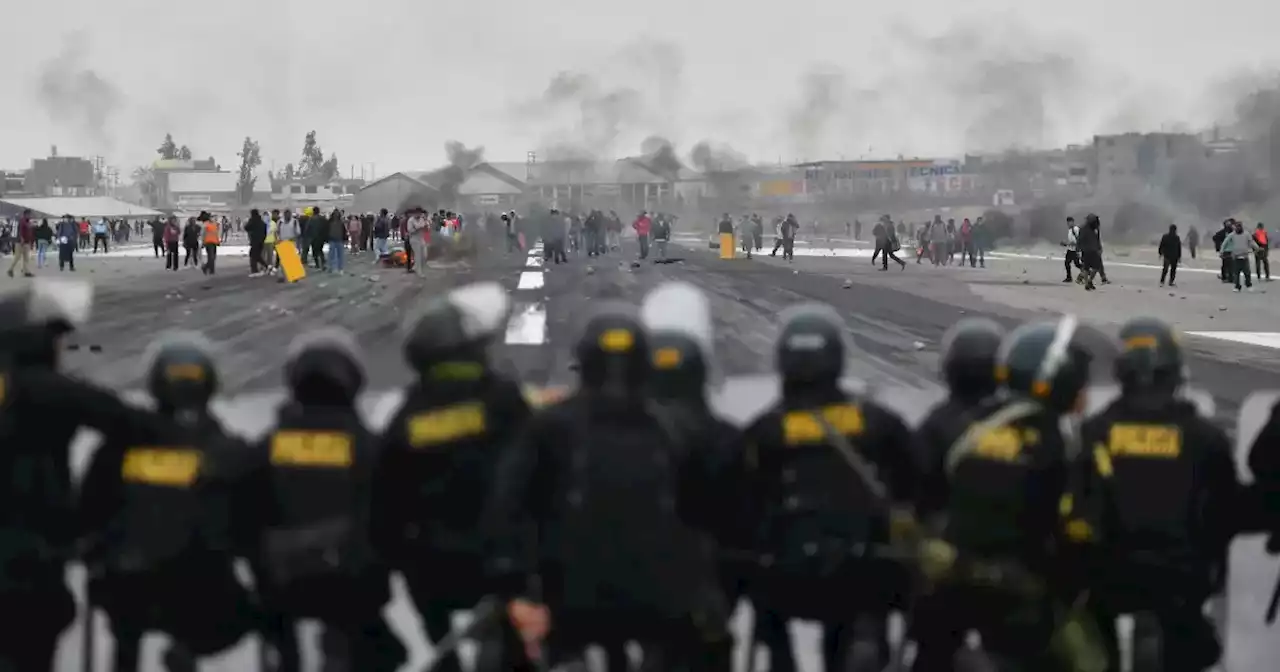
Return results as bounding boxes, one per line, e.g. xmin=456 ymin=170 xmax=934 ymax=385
xmin=799 ymin=159 xmax=984 ymax=198
xmin=0 ymin=170 xmax=27 ymax=196
xmin=1092 ymin=132 xmax=1201 ymax=194
xmin=165 ymin=171 xmax=238 ymax=212
xmin=351 ymin=172 xmax=440 ymax=214
xmin=24 ymin=153 xmax=97 ymax=197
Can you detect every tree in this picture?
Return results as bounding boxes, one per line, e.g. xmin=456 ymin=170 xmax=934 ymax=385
xmin=283 ymin=163 xmax=295 ymax=181
xmin=320 ymin=153 xmax=339 ymax=180
xmin=131 ymin=166 xmax=157 ymax=205
xmin=157 ymin=133 xmax=178 ymax=160
xmin=178 ymin=145 xmax=192 ymax=161
xmin=235 ymin=136 xmax=262 ymax=205
xmin=299 ymin=130 xmax=325 ymax=176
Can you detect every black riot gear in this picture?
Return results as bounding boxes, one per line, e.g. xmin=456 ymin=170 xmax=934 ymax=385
xmin=1113 ymin=316 xmax=1185 ymax=392
xmin=1075 ymin=320 xmax=1237 ymax=672
xmin=80 ymin=332 xmax=253 ymax=671
xmin=774 ymin=303 xmax=847 ymax=388
xmin=0 ymin=278 xmax=92 ymax=366
xmin=734 ymin=306 xmax=917 ymax=671
xmin=402 ymin=281 xmax=510 ymax=371
xmin=483 ymin=303 xmax=735 ymax=669
xmin=284 ymin=327 xmax=365 ymax=405
xmin=373 ymin=281 xmax=531 ymax=672
xmin=940 ymin=317 xmax=1004 ymax=400
xmin=641 ymin=281 xmax=714 ymax=400
xmin=914 ymin=318 xmax=1007 ymax=518
xmin=911 ymin=316 xmax=1099 ymax=672
xmin=573 ymin=304 xmax=649 ymax=393
xmin=235 ymin=326 xmax=405 ymax=672
xmin=144 ymin=331 xmax=218 ymax=417
xmin=996 ymin=315 xmax=1091 ymax=412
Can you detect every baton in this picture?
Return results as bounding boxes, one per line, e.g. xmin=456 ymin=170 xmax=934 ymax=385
xmin=1265 ymin=564 xmax=1280 ymax=625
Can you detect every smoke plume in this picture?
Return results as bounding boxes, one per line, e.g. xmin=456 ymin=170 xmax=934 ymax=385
xmin=34 ymin=33 xmax=121 ymax=150
xmin=787 ymin=66 xmax=847 ymax=160
xmin=640 ymin=136 xmax=683 ymax=177
xmin=690 ymin=141 xmax=753 ymax=209
xmin=513 ymin=40 xmax=685 ymax=164
xmin=437 ymin=141 xmax=485 ymax=204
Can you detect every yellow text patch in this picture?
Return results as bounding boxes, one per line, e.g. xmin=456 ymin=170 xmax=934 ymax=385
xmin=972 ymin=426 xmax=1024 ymax=462
xmin=1108 ymin=423 xmax=1181 ymax=459
xmin=653 ymin=347 xmax=682 ymax=369
xmin=270 ymin=431 xmax=354 ymax=468
xmin=408 ymin=401 xmax=487 ymax=447
xmin=782 ymin=404 xmax=865 ymax=445
xmin=121 ymin=447 xmax=202 ymax=487
xmin=599 ymin=329 xmax=634 ymax=353
xmin=164 ymin=363 xmax=207 ymax=383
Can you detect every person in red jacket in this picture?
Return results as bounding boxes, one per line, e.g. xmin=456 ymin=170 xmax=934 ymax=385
xmin=632 ymin=210 xmax=652 ymax=260
xmin=6 ymin=209 xmax=35 ymax=277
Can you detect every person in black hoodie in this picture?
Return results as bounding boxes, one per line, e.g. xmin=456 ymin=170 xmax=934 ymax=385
xmin=1077 ymin=214 xmax=1103 ymax=291
xmin=182 ymin=217 xmax=201 ymax=267
xmin=245 ymin=210 xmax=268 ymax=276
xmin=373 ymin=209 xmax=391 ymax=258
xmin=1212 ymin=219 xmax=1233 ymax=282
xmin=150 ymin=218 xmax=165 ymax=258
xmin=1158 ymin=223 xmax=1182 ymax=287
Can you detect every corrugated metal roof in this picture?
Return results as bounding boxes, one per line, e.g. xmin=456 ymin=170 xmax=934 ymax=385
xmin=0 ymin=196 xmax=164 ymax=218
xmin=168 ymin=171 xmax=238 ymax=193
xmin=481 ymin=162 xmax=531 ymax=183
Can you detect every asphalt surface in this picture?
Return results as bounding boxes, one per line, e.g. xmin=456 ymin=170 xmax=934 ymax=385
xmin=3 ymin=230 xmax=1279 ymax=671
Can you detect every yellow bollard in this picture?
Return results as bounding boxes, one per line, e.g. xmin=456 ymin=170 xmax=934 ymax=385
xmin=719 ymin=233 xmax=735 ymax=260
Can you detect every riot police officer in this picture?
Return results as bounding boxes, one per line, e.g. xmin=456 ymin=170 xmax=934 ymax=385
xmin=78 ymin=332 xmax=256 ymax=672
xmin=1080 ymin=316 xmax=1239 ymax=671
xmin=914 ymin=318 xmax=1006 ymax=518
xmin=371 ymin=282 xmax=531 ymax=672
xmin=484 ymin=305 xmax=733 ymax=671
xmin=736 ymin=303 xmax=917 ymax=672
xmin=0 ymin=280 xmax=190 ymax=670
xmin=910 ymin=315 xmax=1095 ymax=672
xmin=232 ymin=328 xmax=405 ymax=672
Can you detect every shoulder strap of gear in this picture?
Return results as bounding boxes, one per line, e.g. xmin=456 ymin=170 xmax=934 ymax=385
xmin=944 ymin=399 xmax=1042 ymax=478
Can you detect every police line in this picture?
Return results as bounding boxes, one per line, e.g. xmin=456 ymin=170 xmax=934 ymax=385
xmin=53 ymin=380 xmax=1280 ymax=671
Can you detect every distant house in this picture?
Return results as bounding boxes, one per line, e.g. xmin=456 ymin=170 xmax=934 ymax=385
xmin=272 ymin=175 xmax=365 ymax=210
xmin=165 ymin=171 xmax=238 ymax=211
xmin=351 ymin=172 xmax=440 ymax=214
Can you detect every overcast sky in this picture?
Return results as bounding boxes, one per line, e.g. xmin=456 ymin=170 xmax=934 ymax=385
xmin=3 ymin=0 xmax=1279 ymax=176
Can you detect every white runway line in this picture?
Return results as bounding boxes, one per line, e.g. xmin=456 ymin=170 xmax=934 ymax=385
xmin=98 ymin=245 xmax=254 ymax=258
xmin=517 ymin=270 xmax=544 ymax=290
xmin=1187 ymin=331 xmax=1280 ymax=350
xmin=526 ymin=255 xmax=543 ymax=267
xmin=504 ymin=302 xmax=547 ymax=345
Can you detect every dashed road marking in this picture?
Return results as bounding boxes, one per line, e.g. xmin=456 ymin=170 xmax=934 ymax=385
xmin=505 ymin=243 xmax=548 ymax=345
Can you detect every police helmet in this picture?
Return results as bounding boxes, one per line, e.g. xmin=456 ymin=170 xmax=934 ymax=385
xmin=1114 ymin=316 xmax=1185 ymax=391
xmin=143 ymin=331 xmax=218 ymax=412
xmin=574 ymin=303 xmax=649 ymax=393
xmin=939 ymin=318 xmax=1004 ymax=398
xmin=402 ymin=281 xmax=511 ymax=372
xmin=641 ymin=282 xmax=714 ymax=397
xmin=284 ymin=327 xmax=366 ymax=405
xmin=0 ymin=278 xmax=93 ymax=367
xmin=995 ymin=315 xmax=1091 ymax=412
xmin=774 ymin=303 xmax=847 ymax=386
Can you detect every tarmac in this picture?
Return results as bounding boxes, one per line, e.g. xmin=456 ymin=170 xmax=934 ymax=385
xmin=4 ymin=230 xmax=1280 ymax=671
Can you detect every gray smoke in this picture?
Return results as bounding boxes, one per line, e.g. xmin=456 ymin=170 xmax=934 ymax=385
xmin=690 ymin=141 xmax=753 ymax=210
xmin=34 ymin=33 xmax=121 ymax=149
xmin=437 ymin=141 xmax=485 ymax=205
xmin=787 ymin=66 xmax=847 ymax=160
xmin=640 ymin=136 xmax=683 ymax=178
xmin=515 ymin=40 xmax=685 ymax=164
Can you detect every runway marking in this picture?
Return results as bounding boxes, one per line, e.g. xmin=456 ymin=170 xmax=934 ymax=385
xmin=504 ymin=302 xmax=547 ymax=345
xmin=526 ymin=255 xmax=543 ymax=267
xmin=517 ymin=270 xmax=544 ymax=290
xmin=1187 ymin=331 xmax=1280 ymax=350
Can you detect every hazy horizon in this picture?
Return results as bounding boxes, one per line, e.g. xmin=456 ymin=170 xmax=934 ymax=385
xmin=3 ymin=0 xmax=1279 ymax=176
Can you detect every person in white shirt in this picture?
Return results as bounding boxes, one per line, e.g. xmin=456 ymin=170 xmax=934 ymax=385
xmin=1062 ymin=216 xmax=1083 ymax=283
xmin=405 ymin=210 xmax=428 ymax=276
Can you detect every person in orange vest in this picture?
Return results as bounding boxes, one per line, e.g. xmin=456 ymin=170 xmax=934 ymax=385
xmin=199 ymin=211 xmax=221 ymax=275
xmin=1255 ymin=222 xmax=1271 ymax=282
